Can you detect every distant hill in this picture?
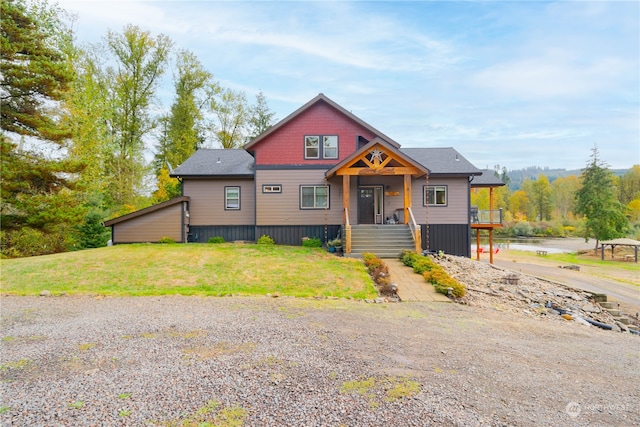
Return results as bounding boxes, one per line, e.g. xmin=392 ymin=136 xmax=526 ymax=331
xmin=505 ymin=166 xmax=630 ymax=190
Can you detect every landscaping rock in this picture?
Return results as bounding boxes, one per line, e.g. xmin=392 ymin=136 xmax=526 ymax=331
xmin=39 ymin=290 xmax=51 ymax=297
xmin=432 ymin=255 xmax=620 ymax=330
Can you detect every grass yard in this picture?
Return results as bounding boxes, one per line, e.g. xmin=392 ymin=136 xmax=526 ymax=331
xmin=0 ymin=243 xmax=377 ymax=299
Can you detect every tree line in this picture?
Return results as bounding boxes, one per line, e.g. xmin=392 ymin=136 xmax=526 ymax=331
xmin=472 ymin=155 xmax=639 ymax=248
xmin=1 ymin=0 xmax=276 ymax=257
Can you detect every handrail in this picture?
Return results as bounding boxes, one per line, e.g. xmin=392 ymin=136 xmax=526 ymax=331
xmin=407 ymin=207 xmax=422 ymax=253
xmin=407 ymin=207 xmax=417 ymax=240
xmin=344 ymin=207 xmax=351 ymax=254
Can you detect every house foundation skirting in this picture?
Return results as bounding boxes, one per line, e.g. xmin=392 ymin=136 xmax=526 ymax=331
xmin=256 ymin=225 xmax=342 ymax=246
xmin=188 ymin=225 xmax=342 ymax=246
xmin=420 ymin=224 xmax=471 ymax=258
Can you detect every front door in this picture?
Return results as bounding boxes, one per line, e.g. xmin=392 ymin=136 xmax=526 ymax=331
xmin=358 ymin=186 xmax=383 ymax=224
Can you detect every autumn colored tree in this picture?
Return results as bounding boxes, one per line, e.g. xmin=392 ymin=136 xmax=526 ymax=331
xmin=551 ymin=175 xmax=580 ymax=220
xmin=617 ymin=165 xmax=640 ymax=205
xmin=530 ymin=175 xmax=553 ymax=221
xmin=509 ymin=190 xmax=530 ymax=219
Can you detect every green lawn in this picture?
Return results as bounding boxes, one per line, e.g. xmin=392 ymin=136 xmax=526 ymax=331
xmin=0 ymin=244 xmax=377 ymax=299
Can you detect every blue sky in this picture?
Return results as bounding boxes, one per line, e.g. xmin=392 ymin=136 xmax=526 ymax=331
xmin=58 ymin=0 xmax=639 ymax=171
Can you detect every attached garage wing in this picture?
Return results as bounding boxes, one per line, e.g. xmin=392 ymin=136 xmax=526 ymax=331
xmin=104 ymin=197 xmax=190 ymax=244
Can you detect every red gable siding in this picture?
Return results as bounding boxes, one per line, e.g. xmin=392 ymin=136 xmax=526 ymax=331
xmin=251 ymin=101 xmax=378 ymax=166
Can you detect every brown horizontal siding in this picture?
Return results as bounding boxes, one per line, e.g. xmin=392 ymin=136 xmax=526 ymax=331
xmin=410 ymin=177 xmax=469 ymax=224
xmin=255 ymin=170 xmax=342 ymax=226
xmin=184 ymin=178 xmax=255 ymax=226
xmin=112 ymin=203 xmax=184 ymax=243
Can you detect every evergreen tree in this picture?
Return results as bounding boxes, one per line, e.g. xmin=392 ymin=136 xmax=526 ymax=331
xmin=247 ymin=90 xmax=276 ymax=139
xmin=1 ymin=0 xmax=74 ymax=142
xmin=575 ymin=146 xmax=629 ymax=248
xmin=1 ymin=0 xmax=84 ymax=257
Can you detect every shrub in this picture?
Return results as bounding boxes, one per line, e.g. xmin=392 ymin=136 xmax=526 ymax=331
xmin=412 ymin=257 xmax=436 ymax=275
xmin=362 ymin=252 xmax=394 ymax=296
xmin=75 ymin=211 xmax=110 ymax=249
xmin=208 ymin=236 xmax=225 ymax=243
xmin=423 ymin=267 xmax=466 ymax=298
xmin=302 ymin=237 xmax=322 ymax=248
xmin=399 ymin=249 xmax=420 ymax=267
xmin=257 ymin=235 xmax=275 ymax=245
xmin=512 ymin=221 xmax=534 ymax=237
xmin=158 ymin=236 xmax=176 ymax=244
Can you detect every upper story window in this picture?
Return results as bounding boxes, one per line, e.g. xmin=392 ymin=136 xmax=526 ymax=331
xmin=300 ymin=185 xmax=329 ymax=209
xmin=425 ymin=185 xmax=447 ymax=206
xmin=225 ymin=186 xmax=240 ymax=210
xmin=305 ymin=135 xmax=338 ymax=159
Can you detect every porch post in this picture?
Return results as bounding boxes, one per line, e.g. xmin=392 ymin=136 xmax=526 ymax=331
xmin=403 ymin=174 xmax=411 ymax=225
xmin=342 ymin=175 xmax=350 ymax=223
xmin=343 ymin=175 xmax=351 ymax=254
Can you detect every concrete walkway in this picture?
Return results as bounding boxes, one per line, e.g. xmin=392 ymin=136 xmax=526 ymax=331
xmin=385 ymin=259 xmax=450 ymax=303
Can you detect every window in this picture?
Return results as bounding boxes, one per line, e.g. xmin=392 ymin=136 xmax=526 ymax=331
xmin=323 ymin=136 xmax=338 ymax=159
xmin=305 ymin=136 xmax=319 ymax=159
xmin=425 ymin=185 xmax=447 ymax=206
xmin=300 ymin=185 xmax=329 ymax=209
xmin=262 ymin=185 xmax=282 ymax=193
xmin=225 ymin=186 xmax=240 ymax=210
xmin=304 ymin=135 xmax=338 ymax=159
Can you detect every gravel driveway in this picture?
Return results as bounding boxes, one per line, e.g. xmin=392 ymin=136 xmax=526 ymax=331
xmin=1 ymin=295 xmax=638 ymax=426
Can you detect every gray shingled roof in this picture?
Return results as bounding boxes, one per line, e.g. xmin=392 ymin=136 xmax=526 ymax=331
xmin=171 ymin=149 xmax=254 ymax=177
xmin=400 ymin=148 xmax=482 ymax=175
xmin=471 ymin=169 xmax=507 ymax=187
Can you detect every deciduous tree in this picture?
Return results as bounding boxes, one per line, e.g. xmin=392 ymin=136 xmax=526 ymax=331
xmin=210 ymin=88 xmax=248 ymax=149
xmin=104 ymin=24 xmax=172 ymax=206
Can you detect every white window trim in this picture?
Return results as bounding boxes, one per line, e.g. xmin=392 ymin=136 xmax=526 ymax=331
xmin=262 ymin=185 xmax=282 ymax=193
xmin=304 ymin=135 xmax=338 ymax=159
xmin=300 ymin=185 xmax=329 ymax=209
xmin=225 ymin=186 xmax=240 ymax=210
xmin=425 ymin=185 xmax=447 ymax=206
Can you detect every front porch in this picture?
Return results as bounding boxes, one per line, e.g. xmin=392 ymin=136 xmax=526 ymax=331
xmin=325 ymin=138 xmax=429 ymax=256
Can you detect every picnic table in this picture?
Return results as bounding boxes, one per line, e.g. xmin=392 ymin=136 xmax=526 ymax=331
xmin=536 ymin=250 xmax=547 ymax=256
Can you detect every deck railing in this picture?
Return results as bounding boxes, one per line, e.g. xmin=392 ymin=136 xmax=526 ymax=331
xmin=470 ymin=208 xmax=503 ymax=225
xmin=407 ymin=207 xmax=422 ymax=253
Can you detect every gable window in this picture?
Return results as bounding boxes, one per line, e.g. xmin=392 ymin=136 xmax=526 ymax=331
xmin=305 ymin=136 xmax=319 ymax=159
xmin=304 ymin=135 xmax=338 ymax=159
xmin=262 ymin=185 xmax=282 ymax=193
xmin=225 ymin=186 xmax=240 ymax=210
xmin=425 ymin=185 xmax=447 ymax=206
xmin=323 ymin=136 xmax=338 ymax=159
xmin=300 ymin=185 xmax=329 ymax=209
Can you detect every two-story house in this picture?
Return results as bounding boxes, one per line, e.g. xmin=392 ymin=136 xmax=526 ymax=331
xmin=105 ymin=94 xmax=502 ymax=258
